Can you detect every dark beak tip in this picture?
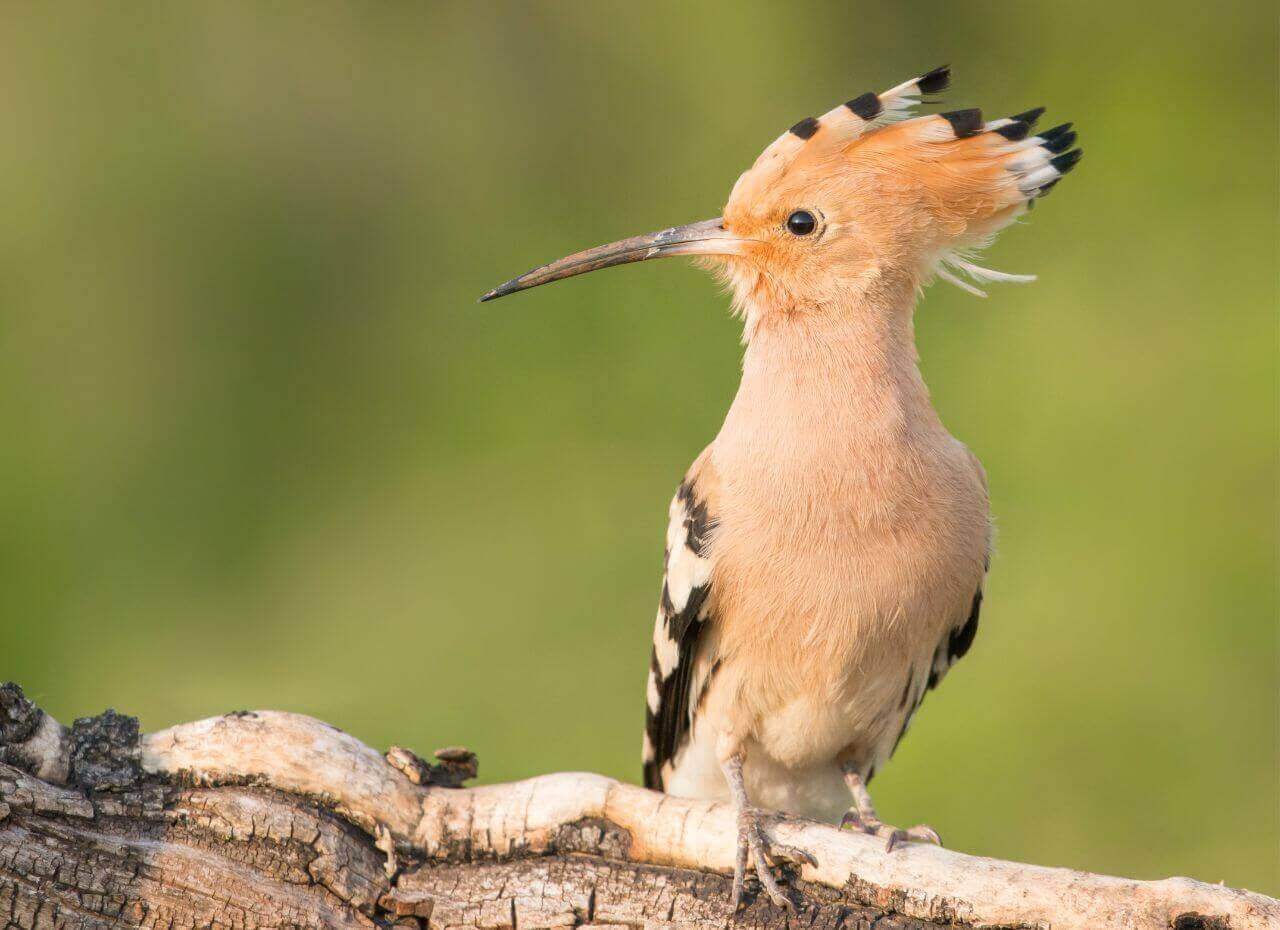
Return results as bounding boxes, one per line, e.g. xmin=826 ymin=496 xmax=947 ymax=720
xmin=478 ymin=284 xmax=512 ymax=303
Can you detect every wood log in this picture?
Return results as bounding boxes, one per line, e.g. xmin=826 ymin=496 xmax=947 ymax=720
xmin=1 ymin=683 xmax=1274 ymax=930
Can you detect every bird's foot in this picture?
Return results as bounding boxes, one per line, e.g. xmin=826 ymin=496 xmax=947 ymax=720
xmin=840 ymin=766 xmax=942 ymax=852
xmin=731 ymin=806 xmax=816 ymax=912
xmin=839 ymin=808 xmax=941 ymax=852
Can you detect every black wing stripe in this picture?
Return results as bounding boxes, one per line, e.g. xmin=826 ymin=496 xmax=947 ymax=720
xmin=888 ymin=586 xmax=985 ymax=768
xmin=946 ymin=589 xmax=982 ymax=665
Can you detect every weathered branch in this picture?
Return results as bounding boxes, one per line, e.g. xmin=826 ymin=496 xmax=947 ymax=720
xmin=1 ymin=684 xmax=1274 ymax=930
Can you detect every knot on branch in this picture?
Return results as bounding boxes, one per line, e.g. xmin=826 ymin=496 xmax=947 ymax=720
xmin=0 ymin=683 xmax=41 ymax=746
xmin=1173 ymin=914 xmax=1232 ymax=930
xmin=386 ymin=744 xmax=478 ymax=788
xmin=69 ymin=708 xmax=142 ymax=790
xmin=0 ymin=682 xmax=66 ymax=780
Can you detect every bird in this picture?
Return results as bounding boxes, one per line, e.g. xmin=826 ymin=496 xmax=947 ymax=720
xmin=480 ymin=66 xmax=1081 ymax=910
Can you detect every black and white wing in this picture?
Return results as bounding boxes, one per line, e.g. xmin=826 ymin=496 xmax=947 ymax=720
xmin=642 ymin=474 xmax=716 ymax=791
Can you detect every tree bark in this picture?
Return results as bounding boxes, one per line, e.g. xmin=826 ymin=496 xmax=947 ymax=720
xmin=0 ymin=684 xmax=1274 ymax=930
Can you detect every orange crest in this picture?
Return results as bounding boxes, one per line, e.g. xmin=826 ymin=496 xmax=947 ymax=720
xmin=715 ymin=66 xmax=1081 ymax=313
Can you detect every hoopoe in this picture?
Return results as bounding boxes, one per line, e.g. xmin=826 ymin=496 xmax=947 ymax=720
xmin=482 ymin=66 xmax=1081 ymax=910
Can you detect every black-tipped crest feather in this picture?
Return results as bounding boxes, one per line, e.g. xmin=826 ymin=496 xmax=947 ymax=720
xmin=917 ymin=65 xmax=951 ymax=95
xmin=789 ymin=116 xmax=820 ymax=140
xmin=1012 ymin=106 xmax=1046 ymax=127
xmin=846 ymin=92 xmax=881 ymax=120
xmin=995 ymin=121 xmax=1032 ymax=141
xmin=940 ymin=108 xmax=984 ymax=138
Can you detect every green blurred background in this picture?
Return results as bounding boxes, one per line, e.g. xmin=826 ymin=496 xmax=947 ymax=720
xmin=1 ymin=0 xmax=1275 ymax=895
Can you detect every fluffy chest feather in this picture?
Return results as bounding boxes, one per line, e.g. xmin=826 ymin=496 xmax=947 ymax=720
xmin=707 ymin=428 xmax=988 ymax=755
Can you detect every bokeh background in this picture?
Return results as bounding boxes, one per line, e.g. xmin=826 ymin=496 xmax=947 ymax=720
xmin=1 ymin=0 xmax=1275 ymax=895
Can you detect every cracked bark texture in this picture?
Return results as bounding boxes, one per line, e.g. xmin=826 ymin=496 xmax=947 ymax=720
xmin=1 ymin=684 xmax=1276 ymax=930
xmin=0 ymin=765 xmax=938 ymax=930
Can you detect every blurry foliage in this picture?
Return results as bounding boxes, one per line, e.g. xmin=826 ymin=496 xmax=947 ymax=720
xmin=0 ymin=0 xmax=1275 ymax=894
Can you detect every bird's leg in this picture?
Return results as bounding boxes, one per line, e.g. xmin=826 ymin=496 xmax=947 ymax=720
xmin=839 ymin=763 xmax=942 ymax=852
xmin=720 ymin=753 xmax=813 ymax=911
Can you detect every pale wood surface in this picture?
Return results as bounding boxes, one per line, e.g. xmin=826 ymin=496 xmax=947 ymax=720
xmin=1 ymin=685 xmax=1275 ymax=930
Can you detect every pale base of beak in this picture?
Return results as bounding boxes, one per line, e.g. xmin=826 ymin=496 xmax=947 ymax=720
xmin=479 ymin=217 xmax=747 ymax=302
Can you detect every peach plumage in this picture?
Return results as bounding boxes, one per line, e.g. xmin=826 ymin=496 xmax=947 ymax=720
xmin=481 ymin=66 xmax=1081 ymax=910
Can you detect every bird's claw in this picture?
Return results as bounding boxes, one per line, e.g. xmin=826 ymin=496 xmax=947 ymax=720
xmin=766 ymin=842 xmax=818 ymax=868
xmin=731 ymin=807 xmax=810 ymax=911
xmin=840 ymin=810 xmax=942 ymax=852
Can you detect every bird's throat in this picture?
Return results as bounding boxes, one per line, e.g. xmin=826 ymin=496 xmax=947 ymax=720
xmin=718 ymin=286 xmax=940 ymax=470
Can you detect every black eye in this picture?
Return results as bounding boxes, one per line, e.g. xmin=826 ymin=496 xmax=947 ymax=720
xmin=786 ymin=210 xmax=817 ymax=236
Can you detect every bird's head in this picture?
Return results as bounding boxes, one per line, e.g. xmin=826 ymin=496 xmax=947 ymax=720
xmin=481 ymin=66 xmax=1080 ymax=335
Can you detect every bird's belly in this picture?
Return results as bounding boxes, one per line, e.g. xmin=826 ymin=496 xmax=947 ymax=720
xmin=668 ymin=660 xmax=913 ymax=823
xmin=743 ymin=752 xmax=850 ymax=823
xmin=743 ymin=631 xmax=924 ymax=779
xmin=663 ymin=689 xmax=858 ymax=822
xmin=678 ymin=608 xmax=938 ymax=821
xmin=755 ymin=674 xmax=902 ymax=766
xmin=706 ymin=495 xmax=986 ymax=780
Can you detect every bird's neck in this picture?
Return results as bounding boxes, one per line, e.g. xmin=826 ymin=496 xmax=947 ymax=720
xmin=715 ymin=276 xmax=943 ymax=474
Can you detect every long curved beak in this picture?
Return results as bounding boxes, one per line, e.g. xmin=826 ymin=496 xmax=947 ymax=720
xmin=479 ymin=217 xmax=742 ymax=302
